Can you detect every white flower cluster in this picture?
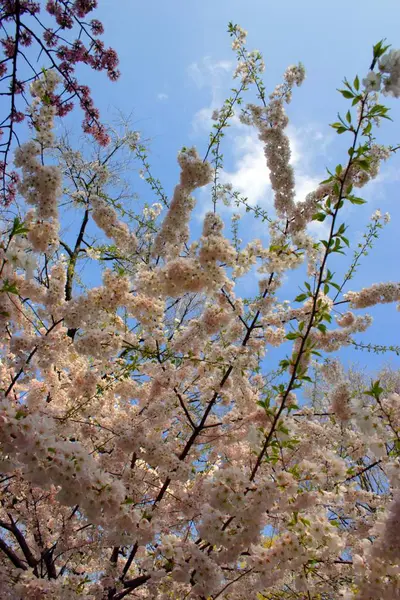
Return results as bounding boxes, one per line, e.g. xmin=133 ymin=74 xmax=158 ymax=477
xmin=312 ymin=313 xmax=372 ymax=353
xmin=380 ymin=49 xmax=400 ymax=97
xmin=172 ymin=293 xmax=237 ymax=353
xmin=5 ymin=235 xmax=37 ymax=280
xmin=231 ymin=24 xmax=247 ymax=50
xmin=198 ymin=212 xmax=237 ymax=270
xmin=0 ymin=399 xmax=133 ymax=528
xmin=362 ymin=71 xmax=382 ymax=93
xmin=152 ymin=147 xmax=213 ymax=258
xmin=290 ymin=182 xmax=333 ymax=233
xmin=30 ymin=70 xmax=61 ymax=147
xmin=329 ymin=380 xmax=352 ymax=422
xmin=24 ymin=209 xmax=59 ymax=253
xmin=199 ymin=469 xmax=280 ymax=563
xmin=143 ymin=202 xmax=163 ymax=220
xmin=270 ymin=64 xmax=306 ymax=104
xmin=233 ymin=238 xmax=264 ymax=278
xmin=91 ymin=195 xmax=137 ymax=253
xmin=371 ymin=208 xmax=390 ymax=223
xmin=240 ymin=65 xmax=305 ymax=225
xmin=126 ymin=292 xmax=165 ymax=338
xmin=75 ymin=327 xmax=122 ymax=359
xmin=262 ymin=325 xmax=286 ymax=346
xmin=234 ymin=49 xmax=265 ymax=83
xmin=14 ymin=142 xmax=60 ymax=219
xmin=87 ymin=160 xmax=110 ymax=185
xmin=137 ymin=212 xmax=236 ymax=300
xmin=345 ymin=143 xmax=391 ymax=190
xmin=284 ymin=63 xmax=306 ymax=87
xmin=40 ymin=261 xmax=65 ymax=313
xmin=64 ymin=270 xmax=130 ymax=329
xmin=363 ymin=49 xmax=400 ymax=96
xmin=14 ymin=141 xmax=61 ymax=252
xmin=345 ymin=282 xmax=400 ymax=309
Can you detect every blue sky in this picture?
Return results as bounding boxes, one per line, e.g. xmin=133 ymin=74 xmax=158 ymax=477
xmin=60 ymin=1 xmax=400 ymax=372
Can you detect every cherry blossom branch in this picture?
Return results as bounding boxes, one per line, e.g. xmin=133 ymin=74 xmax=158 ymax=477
xmin=4 ymin=318 xmax=63 ymax=397
xmin=249 ymin=93 xmax=369 ymax=483
xmin=0 ymin=535 xmax=27 ymax=570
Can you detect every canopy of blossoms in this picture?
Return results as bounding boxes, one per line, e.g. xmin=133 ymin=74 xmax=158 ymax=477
xmin=0 ymin=8 xmax=400 ymax=600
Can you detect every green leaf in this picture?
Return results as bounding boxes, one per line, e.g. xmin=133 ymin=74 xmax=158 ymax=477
xmin=339 ymin=89 xmax=354 ymax=99
xmin=341 ymin=236 xmax=350 ymax=247
xmin=294 ymin=293 xmax=308 ymax=302
xmin=354 ymin=75 xmax=360 ymax=91
xmin=312 ymin=212 xmax=326 ymax=222
xmin=363 ymin=122 xmax=372 ymax=135
xmin=348 ymin=196 xmax=366 ymax=205
xmin=286 ymin=332 xmax=299 ymax=341
xmin=11 ymin=217 xmax=29 ymax=236
xmin=373 ymin=40 xmax=391 ymax=60
xmin=1 ymin=280 xmax=19 ymax=295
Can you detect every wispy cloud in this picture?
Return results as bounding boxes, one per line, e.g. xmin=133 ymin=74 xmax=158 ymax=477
xmin=189 ymin=56 xmax=333 ymax=240
xmin=188 ymin=57 xmax=233 ymax=91
xmin=188 ymin=57 xmax=233 ymax=133
xmin=157 ymin=92 xmax=169 ymax=101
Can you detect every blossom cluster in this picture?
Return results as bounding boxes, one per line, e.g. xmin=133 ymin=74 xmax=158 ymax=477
xmin=363 ymin=49 xmax=400 ymax=96
xmin=0 ymin=25 xmax=399 ymax=600
xmin=14 ymin=140 xmax=61 ymax=252
xmin=152 ymin=147 xmax=213 ymax=258
xmin=91 ymin=195 xmax=138 ymax=253
xmin=345 ymin=282 xmax=400 ymax=309
xmin=240 ymin=64 xmax=305 ymax=225
xmin=29 ymin=70 xmax=61 ymax=147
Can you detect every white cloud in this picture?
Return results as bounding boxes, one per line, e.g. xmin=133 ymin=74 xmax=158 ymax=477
xmin=189 ymin=55 xmax=333 ymax=241
xmin=220 ymin=124 xmax=323 ymax=208
xmin=192 ymin=106 xmax=215 ymax=133
xmin=188 ymin=57 xmax=232 ymax=90
xmin=221 ymin=131 xmax=271 ymax=205
xmin=188 ymin=57 xmax=233 ymax=133
xmin=157 ymin=92 xmax=169 ymax=101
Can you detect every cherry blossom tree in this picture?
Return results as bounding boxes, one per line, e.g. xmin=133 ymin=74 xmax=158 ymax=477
xmin=0 ymin=13 xmax=400 ymax=599
xmin=0 ymin=0 xmax=119 ymax=206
